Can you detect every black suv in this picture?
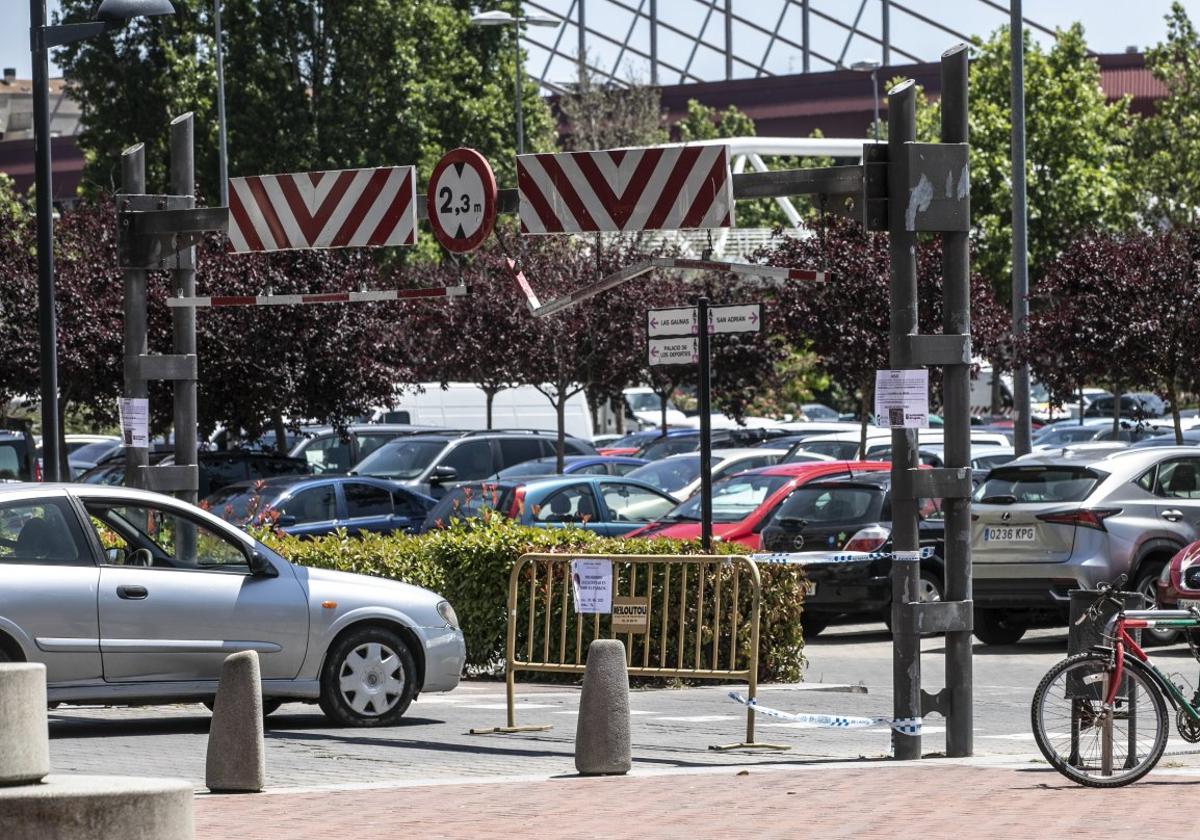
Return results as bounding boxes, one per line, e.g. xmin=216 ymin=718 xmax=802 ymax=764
xmin=759 ymin=472 xmax=945 ymax=637
xmin=352 ymin=430 xmax=597 ymax=497
xmin=0 ymin=422 xmax=36 ymax=482
xmin=77 ymin=450 xmax=311 ymax=496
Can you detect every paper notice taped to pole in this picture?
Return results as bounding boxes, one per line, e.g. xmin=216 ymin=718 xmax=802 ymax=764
xmin=874 ymin=369 xmax=930 ymax=429
xmin=570 ymin=558 xmax=613 ymax=614
xmin=117 ymin=398 xmax=150 ymax=448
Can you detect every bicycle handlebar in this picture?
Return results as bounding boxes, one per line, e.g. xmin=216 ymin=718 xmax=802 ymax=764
xmin=1073 ymin=574 xmax=1130 ymax=626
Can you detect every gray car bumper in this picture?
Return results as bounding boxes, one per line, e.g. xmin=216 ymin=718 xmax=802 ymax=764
xmin=420 ymin=627 xmax=466 ymax=693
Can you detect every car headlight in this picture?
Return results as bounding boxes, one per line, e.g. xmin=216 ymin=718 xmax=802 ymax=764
xmin=437 ymin=600 xmax=459 ymax=629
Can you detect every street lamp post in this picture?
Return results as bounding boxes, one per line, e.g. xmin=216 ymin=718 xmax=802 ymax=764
xmin=469 ymin=8 xmax=561 ymax=156
xmin=851 ymin=59 xmax=882 ymax=142
xmin=28 ymin=0 xmax=174 ymax=481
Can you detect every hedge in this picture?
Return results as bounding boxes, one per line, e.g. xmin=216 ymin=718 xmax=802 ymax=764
xmin=258 ymin=518 xmax=808 ymax=683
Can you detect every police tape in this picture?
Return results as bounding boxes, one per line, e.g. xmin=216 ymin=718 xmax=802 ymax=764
xmin=728 ymin=692 xmax=922 ymax=735
xmin=749 ymin=546 xmax=935 ymax=566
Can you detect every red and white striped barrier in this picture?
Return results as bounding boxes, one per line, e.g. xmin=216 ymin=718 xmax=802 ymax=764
xmin=165 ymin=286 xmax=467 ymax=309
xmin=506 ymin=256 xmax=830 ymax=318
xmin=227 ymin=166 xmax=417 ymax=253
xmin=517 ymin=146 xmax=734 ymax=234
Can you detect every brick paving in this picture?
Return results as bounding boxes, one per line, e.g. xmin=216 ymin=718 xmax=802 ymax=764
xmin=193 ymin=761 xmax=1200 ymax=840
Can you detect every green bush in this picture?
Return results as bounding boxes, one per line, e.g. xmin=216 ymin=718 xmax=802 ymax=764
xmin=259 ymin=518 xmax=807 ymax=683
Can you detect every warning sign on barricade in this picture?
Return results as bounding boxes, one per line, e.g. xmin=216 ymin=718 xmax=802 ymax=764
xmin=517 ymin=146 xmax=734 ymax=234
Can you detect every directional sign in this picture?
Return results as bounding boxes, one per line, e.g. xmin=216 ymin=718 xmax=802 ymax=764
xmin=646 ymin=306 xmax=699 ymax=338
xmin=646 ymin=303 xmax=761 ymax=338
xmin=427 ymin=148 xmax=497 ymax=253
xmin=709 ymin=303 xmax=761 ymax=334
xmin=648 ymin=337 xmax=698 ymax=366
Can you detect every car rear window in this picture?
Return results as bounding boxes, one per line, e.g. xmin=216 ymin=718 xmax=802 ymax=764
xmin=773 ymin=486 xmax=882 ymax=524
xmin=421 ymin=483 xmax=516 ymax=531
xmin=974 ymin=466 xmax=1106 ymax=504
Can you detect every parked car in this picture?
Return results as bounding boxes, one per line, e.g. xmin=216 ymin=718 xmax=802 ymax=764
xmin=78 ymin=450 xmax=311 ymax=497
xmin=0 ymin=483 xmax=464 ymax=726
xmin=64 ymin=437 xmax=124 ymax=478
xmin=1084 ymin=392 xmax=1166 ymax=419
xmin=289 ymin=424 xmax=452 ymax=474
xmin=490 ymin=455 xmax=647 ymax=479
xmin=1033 ymin=419 xmax=1167 ymax=451
xmin=596 ymin=427 xmax=690 ymax=456
xmin=635 ymin=427 xmax=791 ymax=461
xmin=758 ymin=472 xmax=945 ymax=637
xmin=624 ymin=448 xmax=789 ymax=499
xmin=1155 ymin=539 xmax=1200 ymax=618
xmin=1129 ymin=428 xmax=1200 ymax=450
xmin=352 ymin=430 xmax=596 ymax=498
xmin=0 ymin=423 xmax=37 ymax=482
xmin=625 ymin=461 xmax=892 ymax=549
xmin=971 ymin=447 xmax=1200 ymax=645
xmin=204 ymin=475 xmax=436 ymax=539
xmin=420 ymin=476 xmax=677 ymax=537
xmin=799 ymin=403 xmax=840 ymax=422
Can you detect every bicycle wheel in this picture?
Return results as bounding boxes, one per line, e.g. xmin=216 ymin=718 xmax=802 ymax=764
xmin=1031 ymin=651 xmax=1169 ymax=787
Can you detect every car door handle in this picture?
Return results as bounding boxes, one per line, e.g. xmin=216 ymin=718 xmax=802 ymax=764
xmin=1162 ymin=509 xmax=1185 ymax=522
xmin=116 ymin=585 xmax=148 ymax=600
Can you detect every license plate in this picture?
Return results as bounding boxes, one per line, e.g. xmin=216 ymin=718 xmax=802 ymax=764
xmin=983 ymin=525 xmax=1036 ymax=542
xmin=1180 ymin=599 xmax=1200 ymax=610
xmin=800 ymin=580 xmax=818 ymax=596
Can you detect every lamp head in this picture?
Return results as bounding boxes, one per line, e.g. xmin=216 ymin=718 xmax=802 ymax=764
xmin=470 ymin=10 xmax=515 ymax=26
xmin=850 ymin=59 xmax=881 ymax=72
xmin=93 ymin=0 xmax=176 ymax=22
xmin=522 ymin=13 xmax=562 ymax=27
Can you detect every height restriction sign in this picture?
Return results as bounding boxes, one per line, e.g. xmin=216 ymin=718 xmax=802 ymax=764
xmin=427 ymin=148 xmax=497 ymax=253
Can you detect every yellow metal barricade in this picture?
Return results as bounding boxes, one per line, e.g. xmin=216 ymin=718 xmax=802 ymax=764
xmin=470 ymin=553 xmax=787 ymax=751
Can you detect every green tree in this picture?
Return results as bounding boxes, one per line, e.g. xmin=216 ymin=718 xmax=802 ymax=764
xmin=912 ymin=25 xmax=1136 ymax=298
xmin=1139 ymin=2 xmax=1200 ymax=228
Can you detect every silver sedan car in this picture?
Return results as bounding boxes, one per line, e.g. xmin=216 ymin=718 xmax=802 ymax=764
xmin=0 ymin=483 xmax=465 ymax=726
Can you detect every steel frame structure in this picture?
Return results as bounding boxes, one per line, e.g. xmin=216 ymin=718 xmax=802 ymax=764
xmin=524 ymin=0 xmax=1058 ymax=87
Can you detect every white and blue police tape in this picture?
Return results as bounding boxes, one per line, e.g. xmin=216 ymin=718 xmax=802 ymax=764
xmin=750 ymin=546 xmax=935 ymax=566
xmin=728 ymin=692 xmax=922 ymax=736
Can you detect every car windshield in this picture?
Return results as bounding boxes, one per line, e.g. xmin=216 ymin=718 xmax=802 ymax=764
xmin=625 ymin=456 xmax=702 ymax=493
xmin=69 ymin=440 xmax=118 ymax=462
xmin=772 ymin=486 xmax=881 ymax=524
xmin=422 ymin=483 xmax=515 ymax=530
xmin=795 ymin=440 xmax=859 ymax=460
xmin=496 ymin=459 xmax=559 ymax=478
xmin=664 ymin=474 xmax=789 ymax=523
xmin=626 ymin=393 xmax=661 ymax=412
xmin=202 ymin=485 xmax=273 ymax=525
xmin=354 ymin=439 xmax=446 ymax=479
xmin=974 ymin=465 xmax=1105 ymax=504
xmin=637 ymin=435 xmax=698 ymax=460
xmin=1038 ymin=427 xmax=1100 ymax=446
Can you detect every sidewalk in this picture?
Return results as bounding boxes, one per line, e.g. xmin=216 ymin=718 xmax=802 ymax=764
xmin=193 ymin=759 xmax=1200 ymax=840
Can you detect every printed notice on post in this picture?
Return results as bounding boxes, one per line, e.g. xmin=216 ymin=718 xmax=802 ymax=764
xmin=117 ymin=398 xmax=150 ymax=448
xmin=874 ymin=369 xmax=929 ymax=429
xmin=571 ymin=558 xmax=613 ymax=614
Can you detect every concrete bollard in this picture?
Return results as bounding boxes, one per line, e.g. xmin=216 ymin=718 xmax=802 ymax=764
xmin=205 ymin=651 xmax=265 ymax=793
xmin=0 ymin=663 xmax=50 ymax=786
xmin=0 ymin=776 xmax=194 ymax=840
xmin=574 ymin=639 xmax=632 ymax=776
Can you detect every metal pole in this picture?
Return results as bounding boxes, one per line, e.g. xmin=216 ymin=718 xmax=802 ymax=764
xmin=882 ymin=0 xmax=891 ymax=66
xmin=724 ymin=0 xmax=733 ymax=80
xmin=801 ymin=0 xmax=810 ymax=73
xmin=170 ymin=113 xmax=198 ymax=506
xmin=121 ymin=144 xmax=148 ymax=490
xmin=649 ymin=0 xmax=658 ymax=85
xmin=1011 ymin=0 xmax=1032 ymax=456
xmin=515 ymin=21 xmax=525 ymax=156
xmin=578 ymin=0 xmax=586 ymax=77
xmin=871 ymin=68 xmax=880 ymax=142
xmin=214 ymin=0 xmax=228 ymax=207
xmin=697 ymin=297 xmax=713 ymax=553
xmin=888 ymin=78 xmax=921 ymax=762
xmin=940 ymin=44 xmax=973 ymax=760
xmin=30 ymin=0 xmax=62 ymax=482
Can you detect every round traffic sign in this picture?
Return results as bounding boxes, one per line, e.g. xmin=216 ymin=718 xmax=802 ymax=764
xmin=426 ymin=148 xmax=497 ymax=254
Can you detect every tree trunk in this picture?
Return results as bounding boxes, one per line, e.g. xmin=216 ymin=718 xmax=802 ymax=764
xmin=56 ymin=394 xmax=70 ymax=479
xmin=1078 ymin=385 xmax=1085 ymax=426
xmin=660 ymin=392 xmax=668 ymax=436
xmin=484 ymin=387 xmax=495 ymax=430
xmin=273 ymin=411 xmax=288 ymax=455
xmin=614 ymin=397 xmax=625 ymax=434
xmin=990 ymin=365 xmax=1002 ymax=419
xmin=859 ymin=377 xmax=872 ymax=461
xmin=555 ymin=396 xmax=566 ymax=472
xmin=1112 ymin=387 xmax=1121 ymax=436
xmin=1168 ymin=379 xmax=1182 ymax=445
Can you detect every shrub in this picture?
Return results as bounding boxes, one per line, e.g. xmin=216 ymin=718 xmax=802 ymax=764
xmin=259 ymin=518 xmax=807 ymax=683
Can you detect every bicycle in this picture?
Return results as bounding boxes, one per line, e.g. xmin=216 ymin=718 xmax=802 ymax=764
xmin=1030 ymin=575 xmax=1200 ymax=787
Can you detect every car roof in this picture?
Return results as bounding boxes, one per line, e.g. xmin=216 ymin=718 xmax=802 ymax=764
xmin=749 ymin=460 xmax=892 ymax=477
xmin=519 ymin=475 xmax=668 ymax=493
xmin=806 ymin=471 xmax=892 ymax=490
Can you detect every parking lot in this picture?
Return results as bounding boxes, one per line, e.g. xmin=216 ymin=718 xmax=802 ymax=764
xmin=43 ymin=622 xmax=1200 ymax=792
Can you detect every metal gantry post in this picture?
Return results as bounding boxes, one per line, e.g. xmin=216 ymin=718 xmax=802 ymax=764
xmin=649 ymin=0 xmax=658 ymax=84
xmin=940 ymin=44 xmax=973 ymax=759
xmin=697 ymin=296 xmax=714 ymax=553
xmin=170 ymin=113 xmax=199 ymax=507
xmin=1010 ymin=0 xmax=1032 ymax=455
xmin=724 ymin=0 xmax=733 ymax=80
xmin=887 ymin=78 xmax=922 ymax=762
xmin=121 ymin=143 xmax=148 ymax=490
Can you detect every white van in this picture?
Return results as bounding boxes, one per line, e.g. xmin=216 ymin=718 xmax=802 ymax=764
xmin=363 ymin=383 xmax=594 ymax=441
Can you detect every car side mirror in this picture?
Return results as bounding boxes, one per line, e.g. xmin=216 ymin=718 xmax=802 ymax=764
xmin=430 ymin=465 xmax=458 ymax=485
xmin=248 ymin=549 xmax=277 ymax=577
xmin=275 ymin=515 xmax=297 ymax=528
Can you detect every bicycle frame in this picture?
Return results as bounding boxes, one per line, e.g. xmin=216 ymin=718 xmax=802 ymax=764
xmin=1104 ymin=609 xmax=1200 ymax=720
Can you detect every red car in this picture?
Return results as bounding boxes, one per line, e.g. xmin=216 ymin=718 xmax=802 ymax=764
xmin=624 ymin=460 xmax=892 ymax=549
xmin=1156 ymin=540 xmax=1200 ymax=611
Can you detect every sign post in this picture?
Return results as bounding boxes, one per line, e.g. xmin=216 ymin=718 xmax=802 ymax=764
xmin=645 ymin=300 xmax=762 ymax=552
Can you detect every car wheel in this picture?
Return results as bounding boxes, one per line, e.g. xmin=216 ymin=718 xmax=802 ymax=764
xmin=1135 ymin=564 xmax=1178 ymax=646
xmin=972 ymin=608 xmax=1026 ymax=646
xmin=800 ymin=613 xmax=829 ymax=639
xmin=203 ymin=698 xmax=284 ymax=717
xmin=319 ymin=626 xmax=416 ymax=727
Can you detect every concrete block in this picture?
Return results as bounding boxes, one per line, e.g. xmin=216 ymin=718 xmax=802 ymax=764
xmin=0 ymin=775 xmax=193 ymax=840
xmin=205 ymin=650 xmax=265 ymax=793
xmin=574 ymin=639 xmax=631 ymax=776
xmin=0 ymin=662 xmax=49 ymax=786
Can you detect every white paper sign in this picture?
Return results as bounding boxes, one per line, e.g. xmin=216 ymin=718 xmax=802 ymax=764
xmin=874 ymin=369 xmax=930 ymax=429
xmin=570 ymin=558 xmax=613 ymax=614
xmin=117 ymin=398 xmax=150 ymax=448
